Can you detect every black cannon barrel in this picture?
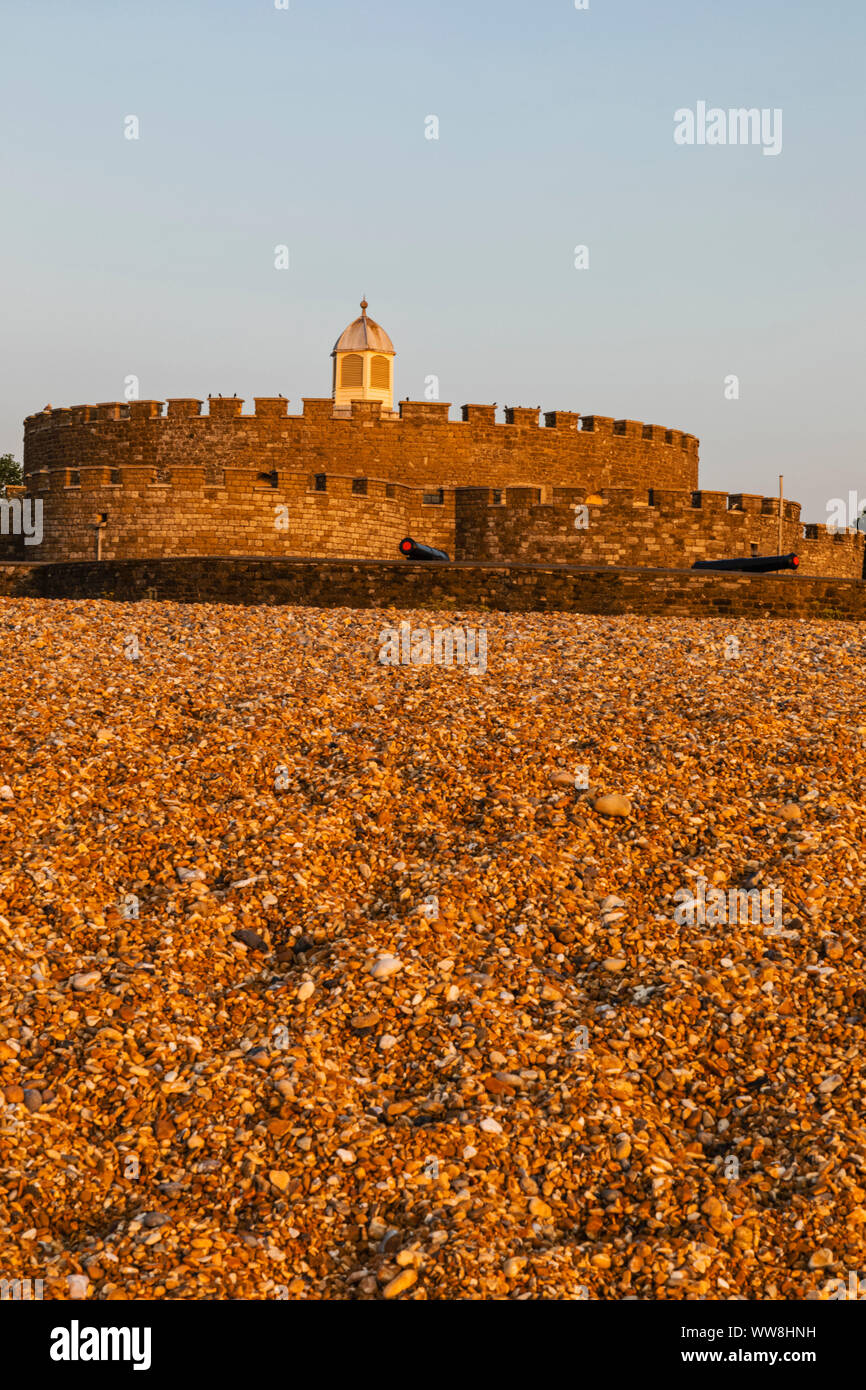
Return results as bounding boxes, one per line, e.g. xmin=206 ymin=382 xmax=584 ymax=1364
xmin=398 ymin=537 xmax=451 ymax=562
xmin=692 ymin=553 xmax=800 ymax=573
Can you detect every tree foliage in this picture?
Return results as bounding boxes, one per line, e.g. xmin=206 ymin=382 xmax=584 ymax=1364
xmin=0 ymin=454 xmax=23 ymax=489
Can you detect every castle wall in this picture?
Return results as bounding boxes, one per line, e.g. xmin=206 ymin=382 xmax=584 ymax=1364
xmin=3 ymin=556 xmax=866 ymax=622
xmin=13 ymin=468 xmax=455 ymax=564
xmin=21 ymin=397 xmax=700 ymax=562
xmin=22 ymin=399 xmax=701 ymax=498
xmin=454 ymin=487 xmax=865 ymax=579
xmin=799 ymin=523 xmax=866 ymax=578
xmin=17 ymin=398 xmax=860 ymax=579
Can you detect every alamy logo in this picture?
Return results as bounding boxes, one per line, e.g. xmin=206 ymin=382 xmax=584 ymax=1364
xmin=378 ymin=622 xmax=487 ymax=674
xmin=1 ymin=1277 xmax=44 ymax=1300
xmin=673 ymin=876 xmax=782 ymax=926
xmin=674 ymin=102 xmax=782 ymax=156
xmin=825 ymin=1271 xmax=866 ymax=1300
xmin=50 ymin=1320 xmax=152 ymax=1372
xmin=826 ymin=491 xmax=865 ymax=530
xmin=0 ymin=497 xmax=42 ymax=545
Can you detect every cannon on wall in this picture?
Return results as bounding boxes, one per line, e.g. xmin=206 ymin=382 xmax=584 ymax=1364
xmin=692 ymin=553 xmax=800 ymax=573
xmin=399 ymin=537 xmax=451 ymax=562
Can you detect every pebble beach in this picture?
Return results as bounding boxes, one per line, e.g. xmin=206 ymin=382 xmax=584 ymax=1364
xmin=1 ymin=600 xmax=864 ymax=1301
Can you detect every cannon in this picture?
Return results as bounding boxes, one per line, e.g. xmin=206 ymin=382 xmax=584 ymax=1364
xmin=692 ymin=552 xmax=800 ymax=573
xmin=398 ymin=537 xmax=451 ymax=562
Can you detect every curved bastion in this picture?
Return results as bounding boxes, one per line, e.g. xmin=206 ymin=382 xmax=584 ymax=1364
xmin=5 ymin=303 xmax=864 ymax=578
xmin=14 ymin=396 xmax=702 ymax=565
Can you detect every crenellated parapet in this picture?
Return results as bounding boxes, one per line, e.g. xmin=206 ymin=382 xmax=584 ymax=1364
xmin=453 ymin=486 xmax=865 ymax=579
xmin=19 ymin=394 xmax=859 ymax=580
xmin=8 ymin=460 xmax=460 ymax=564
xmin=22 ymin=396 xmax=702 ymax=508
xmin=25 ymin=396 xmax=699 ymax=435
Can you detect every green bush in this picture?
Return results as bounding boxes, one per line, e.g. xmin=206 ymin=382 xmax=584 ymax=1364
xmin=0 ymin=454 xmax=23 ymax=492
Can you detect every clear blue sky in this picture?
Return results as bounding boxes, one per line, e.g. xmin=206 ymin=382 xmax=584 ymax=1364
xmin=2 ymin=0 xmax=863 ymax=521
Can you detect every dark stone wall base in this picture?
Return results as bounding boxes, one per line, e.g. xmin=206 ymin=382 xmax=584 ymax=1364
xmin=2 ymin=557 xmax=865 ymax=620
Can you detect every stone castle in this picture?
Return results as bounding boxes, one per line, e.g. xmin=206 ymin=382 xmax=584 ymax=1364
xmin=7 ymin=301 xmax=864 ymax=578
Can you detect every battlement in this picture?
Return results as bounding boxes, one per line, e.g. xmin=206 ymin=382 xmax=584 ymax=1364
xmin=453 ymin=486 xmax=865 ymax=579
xmin=22 ymin=392 xmax=702 ymax=518
xmin=398 ymin=400 xmax=452 ymax=424
xmin=803 ymin=521 xmax=863 ymax=542
xmin=23 ymin=465 xmax=462 ymax=499
xmin=543 ymin=410 xmax=580 ymax=431
xmin=460 ymin=486 xmax=804 ymax=519
xmin=504 ymin=406 xmax=540 ymax=428
xmin=24 ymin=396 xmax=699 ymax=441
xmin=462 ymin=404 xmax=497 ymax=425
xmin=31 ymin=391 xmax=863 ymax=573
xmin=130 ymin=401 xmax=164 ymax=421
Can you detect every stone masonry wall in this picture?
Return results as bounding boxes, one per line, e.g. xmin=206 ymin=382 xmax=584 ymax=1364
xmin=21 ymin=397 xmax=699 ymax=562
xmin=454 ymin=487 xmax=866 ymax=579
xmin=20 ymin=397 xmax=856 ymax=577
xmin=12 ymin=471 xmax=455 ymax=565
xmin=2 ymin=557 xmax=865 ymax=622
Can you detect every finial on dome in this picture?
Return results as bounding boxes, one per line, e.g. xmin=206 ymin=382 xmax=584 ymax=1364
xmin=360 ymin=298 xmax=368 ymax=314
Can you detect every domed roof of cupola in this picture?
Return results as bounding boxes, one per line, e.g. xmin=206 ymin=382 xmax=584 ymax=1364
xmin=332 ymin=300 xmax=394 ymax=354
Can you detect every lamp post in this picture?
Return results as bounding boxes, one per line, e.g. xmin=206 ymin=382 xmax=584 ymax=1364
xmin=778 ymin=475 xmax=784 ymax=555
xmin=94 ymin=513 xmax=107 ymax=561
